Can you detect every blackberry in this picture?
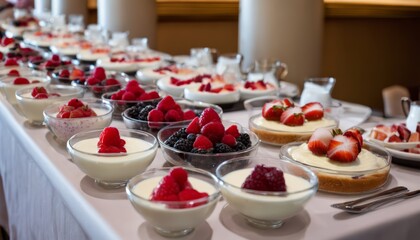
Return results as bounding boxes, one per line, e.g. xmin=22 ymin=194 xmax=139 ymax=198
xmin=186 ymin=133 xmax=197 ymax=142
xmin=164 ymin=135 xmax=180 ymax=147
xmin=235 ymin=142 xmax=246 ymax=151
xmin=191 ymin=148 xmax=213 ymax=154
xmin=214 ymin=143 xmax=233 ymax=153
xmin=138 ymin=105 xmax=155 ymax=121
xmin=126 ymin=107 xmax=140 ymax=119
xmin=173 ymin=128 xmax=188 ymax=139
xmin=174 ymin=139 xmax=193 ymax=152
xmin=236 ymin=133 xmax=251 ymax=148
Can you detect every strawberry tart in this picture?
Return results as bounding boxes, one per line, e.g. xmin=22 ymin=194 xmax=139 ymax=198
xmin=281 ymin=128 xmax=391 ymax=194
xmin=239 ymin=80 xmax=277 ymax=100
xmin=249 ymin=99 xmax=338 ymax=145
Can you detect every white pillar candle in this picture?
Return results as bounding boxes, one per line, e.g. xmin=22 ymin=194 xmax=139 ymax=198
xmin=34 ymin=0 xmax=51 ymax=14
xmin=239 ymin=0 xmax=323 ymax=86
xmin=97 ymin=0 xmax=157 ymax=48
xmin=51 ymin=0 xmax=88 ymax=24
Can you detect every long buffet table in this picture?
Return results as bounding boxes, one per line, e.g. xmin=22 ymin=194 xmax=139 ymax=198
xmin=1 ymin=94 xmax=420 ymax=240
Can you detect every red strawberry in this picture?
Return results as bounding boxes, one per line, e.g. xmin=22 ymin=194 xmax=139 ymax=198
xmin=69 ymin=108 xmax=85 ymax=118
xmin=280 ymin=107 xmax=305 ymax=126
xmin=31 ymin=86 xmax=47 ymax=97
xmin=86 ymin=76 xmax=101 ymax=86
xmin=388 ymin=134 xmax=402 ymax=142
xmin=255 ymin=80 xmax=267 ymax=90
xmin=169 ymin=167 xmax=188 ymax=187
xmin=224 ymin=84 xmax=235 ymax=91
xmin=80 ymin=106 xmax=97 ymax=117
xmin=105 ymin=78 xmax=120 ymax=86
xmin=183 ymin=110 xmax=196 ymax=120
xmin=308 ymin=128 xmax=334 ymax=155
xmin=193 ymin=135 xmax=213 ymax=150
xmin=151 ymin=175 xmax=181 ymax=201
xmin=57 ymin=111 xmax=70 ymax=118
xmin=370 ymin=125 xmax=390 ymax=141
xmin=281 ymin=98 xmax=294 ymax=108
xmin=92 ymin=67 xmax=106 ymax=81
xmin=326 ymin=135 xmax=359 ymax=162
xmin=59 ymin=69 xmax=70 ymax=78
xmin=70 ymin=68 xmax=84 ymax=79
xmin=157 ymin=96 xmax=177 ymax=113
xmin=34 ymin=93 xmax=48 ymax=99
xmin=51 ymin=54 xmax=60 ymax=62
xmin=4 ymin=58 xmax=18 ymax=66
xmin=122 ymin=91 xmax=136 ymax=101
xmin=262 ymin=100 xmax=285 ymax=121
xmin=201 ymin=122 xmax=225 ymax=143
xmin=343 ymin=128 xmax=364 ymax=152
xmin=222 ymin=134 xmax=236 ymax=147
xmin=165 ymin=109 xmax=182 ymax=122
xmin=148 ymin=109 xmax=164 ymax=122
xmin=8 ymin=69 xmax=20 ymax=76
xmin=1 ymin=37 xmax=14 ymax=46
xmin=302 ymin=102 xmax=324 ymax=121
xmin=186 ymin=117 xmax=200 ymax=134
xmin=397 ymin=124 xmax=411 ymax=142
xmin=67 ymin=98 xmax=85 ymax=108
xmin=199 ymin=108 xmax=221 ymax=127
xmin=408 ymin=132 xmax=419 ymax=142
xmin=225 ymin=125 xmax=240 ymax=138
xmin=13 ymin=77 xmax=30 ymax=85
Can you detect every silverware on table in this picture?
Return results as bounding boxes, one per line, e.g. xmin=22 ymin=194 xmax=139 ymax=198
xmin=331 ymin=186 xmax=408 ymax=209
xmin=332 ymin=188 xmax=420 ymax=214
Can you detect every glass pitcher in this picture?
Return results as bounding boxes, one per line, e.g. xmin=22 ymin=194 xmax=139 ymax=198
xmin=245 ymin=58 xmax=288 ymax=88
xmin=300 ymin=77 xmax=336 ymax=108
xmin=401 ymin=97 xmax=420 ymax=133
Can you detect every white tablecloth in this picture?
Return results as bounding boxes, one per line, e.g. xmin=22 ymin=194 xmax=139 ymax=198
xmin=0 ymin=95 xmax=420 ymax=240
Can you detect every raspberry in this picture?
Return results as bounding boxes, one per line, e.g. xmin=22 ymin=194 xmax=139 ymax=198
xmin=242 ymin=165 xmax=286 ymax=192
xmin=165 ymin=109 xmax=182 ymax=122
xmin=169 ymin=167 xmax=188 ymax=186
xmin=31 ymin=86 xmax=47 ymax=97
xmin=67 ymin=98 xmax=84 ymax=108
xmin=183 ymin=110 xmax=196 ymax=120
xmin=126 ymin=83 xmax=145 ymax=97
xmin=193 ymin=135 xmax=213 ymax=150
xmin=146 ymin=91 xmax=160 ymax=99
xmin=8 ymin=69 xmax=20 ymax=76
xmin=51 ymin=54 xmax=60 ymax=62
xmin=151 ymin=175 xmax=181 ymax=201
xmin=86 ymin=76 xmax=101 ymax=86
xmin=186 ymin=117 xmax=200 ymax=134
xmin=13 ymin=77 xmax=30 ymax=85
xmin=225 ymin=125 xmax=240 ymax=138
xmin=122 ymin=91 xmax=136 ymax=101
xmin=157 ymin=96 xmax=177 ymax=113
xmin=97 ymin=127 xmax=126 ymax=153
xmin=59 ymin=69 xmax=70 ymax=78
xmin=221 ymin=134 xmax=236 ymax=147
xmin=92 ymin=67 xmax=106 ymax=81
xmin=201 ymin=122 xmax=225 ymax=143
xmin=147 ymin=109 xmax=164 ymax=122
xmin=199 ymin=108 xmax=221 ymax=127
xmin=105 ymin=78 xmax=120 ymax=86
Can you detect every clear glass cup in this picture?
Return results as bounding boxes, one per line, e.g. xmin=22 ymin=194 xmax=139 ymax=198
xmin=190 ymin=47 xmax=215 ymax=68
xmin=246 ymin=58 xmax=288 ymax=89
xmin=299 ymin=77 xmax=336 ymax=108
xmin=68 ymin=14 xmax=84 ymax=33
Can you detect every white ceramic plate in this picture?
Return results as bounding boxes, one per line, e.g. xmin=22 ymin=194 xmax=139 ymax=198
xmin=386 ymin=147 xmax=420 ymax=161
xmin=366 ymin=138 xmax=420 ymax=150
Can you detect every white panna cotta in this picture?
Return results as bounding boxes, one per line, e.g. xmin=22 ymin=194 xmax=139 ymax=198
xmin=70 ymin=137 xmax=157 ymax=183
xmin=0 ymin=76 xmax=50 ymax=105
xmin=136 ymin=67 xmax=199 ymax=85
xmin=184 ymin=85 xmax=240 ymax=104
xmin=221 ymin=168 xmax=315 ymax=222
xmin=129 ymin=176 xmax=218 ymax=232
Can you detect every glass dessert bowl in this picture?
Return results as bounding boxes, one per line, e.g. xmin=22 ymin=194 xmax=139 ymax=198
xmin=126 ymin=167 xmax=221 ymax=237
xmin=280 ymin=141 xmax=391 ymax=194
xmin=68 ymin=128 xmax=158 ymax=188
xmin=215 ymin=156 xmax=318 ymax=228
xmin=15 ymin=85 xmax=84 ymax=125
xmin=43 ymin=98 xmax=113 ymax=143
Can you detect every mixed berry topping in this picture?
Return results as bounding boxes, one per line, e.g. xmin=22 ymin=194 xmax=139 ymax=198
xmin=150 ymin=167 xmax=209 ymax=208
xmin=242 ymin=165 xmax=286 ymax=192
xmin=30 ymin=86 xmax=61 ymax=99
xmin=170 ymin=74 xmax=211 ymax=86
xmin=109 ymin=80 xmax=159 ymax=101
xmin=243 ymin=80 xmax=273 ymax=90
xmin=97 ymin=127 xmax=126 ymax=153
xmin=56 ymin=98 xmax=97 ymax=118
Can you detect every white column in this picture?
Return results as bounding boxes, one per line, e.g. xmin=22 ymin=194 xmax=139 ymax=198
xmin=239 ymin=0 xmax=324 ymax=86
xmin=51 ymin=0 xmax=88 ymax=23
xmin=97 ymin=0 xmax=157 ymax=48
xmin=34 ymin=0 xmax=51 ymax=14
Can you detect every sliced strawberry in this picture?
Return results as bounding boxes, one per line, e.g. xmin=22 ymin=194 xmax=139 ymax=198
xmin=224 ymin=84 xmax=235 ymax=91
xmin=201 ymin=122 xmax=225 ymax=143
xmin=262 ymin=100 xmax=285 ymax=121
xmin=186 ymin=117 xmax=201 ymax=134
xmin=343 ymin=128 xmax=364 ymax=152
xmin=255 ymin=80 xmax=267 ymax=90
xmin=225 ymin=125 xmax=240 ymax=138
xmin=151 ymin=175 xmax=181 ymax=201
xmin=8 ymin=69 xmax=20 ymax=76
xmin=326 ymin=135 xmax=359 ymax=162
xmin=13 ymin=77 xmax=30 ymax=85
xmin=31 ymin=86 xmax=48 ymax=97
xmin=280 ymin=107 xmax=305 ymax=126
xmin=34 ymin=93 xmax=48 ymax=99
xmin=302 ymin=102 xmax=324 ymax=121
xmin=210 ymin=87 xmax=223 ymax=93
xmin=388 ymin=134 xmax=402 ymax=142
xmin=369 ymin=125 xmax=391 ymax=141
xmin=69 ymin=108 xmax=85 ymax=118
xmin=397 ymin=124 xmax=411 ymax=142
xmin=308 ymin=128 xmax=333 ymax=155
xmin=199 ymin=108 xmax=221 ymax=127
xmin=193 ymin=135 xmax=213 ymax=150
xmin=281 ymin=98 xmax=294 ymax=108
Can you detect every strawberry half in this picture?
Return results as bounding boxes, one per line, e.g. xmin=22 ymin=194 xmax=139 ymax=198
xmin=31 ymin=86 xmax=48 ymax=98
xmin=199 ymin=108 xmax=221 ymax=127
xmin=280 ymin=107 xmax=305 ymax=126
xmin=343 ymin=128 xmax=364 ymax=152
xmin=308 ymin=128 xmax=334 ymax=155
xmin=302 ymin=102 xmax=324 ymax=121
xmin=326 ymin=135 xmax=359 ymax=162
xmin=262 ymin=100 xmax=285 ymax=121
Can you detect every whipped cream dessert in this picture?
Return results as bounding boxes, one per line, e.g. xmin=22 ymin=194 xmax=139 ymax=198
xmin=252 ymin=116 xmax=337 ymax=133
xmin=129 ymin=176 xmax=218 ymax=232
xmin=45 ymin=107 xmax=112 ymax=143
xmin=239 ymin=82 xmax=277 ymax=100
xmin=136 ymin=67 xmax=199 ymax=85
xmin=77 ymin=50 xmax=109 ymax=62
xmin=289 ymin=143 xmax=388 ymax=171
xmin=221 ymin=168 xmax=315 ymax=221
xmin=184 ymin=85 xmax=240 ymax=104
xmin=156 ymin=76 xmax=201 ymax=97
xmin=96 ymin=58 xmax=140 ymax=72
xmin=70 ymin=137 xmax=157 ymax=183
xmin=0 ymin=76 xmax=49 ymax=105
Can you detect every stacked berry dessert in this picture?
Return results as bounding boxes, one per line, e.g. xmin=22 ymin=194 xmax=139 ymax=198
xmin=123 ymin=96 xmax=197 ymax=134
xmin=282 ymin=127 xmax=391 ymax=193
xmin=184 ymin=81 xmax=240 ymax=105
xmin=73 ymin=67 xmax=122 ymax=98
xmin=159 ymin=108 xmax=257 ymax=172
xmin=369 ymin=123 xmax=420 ymax=154
xmin=249 ymin=98 xmax=338 ymax=145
